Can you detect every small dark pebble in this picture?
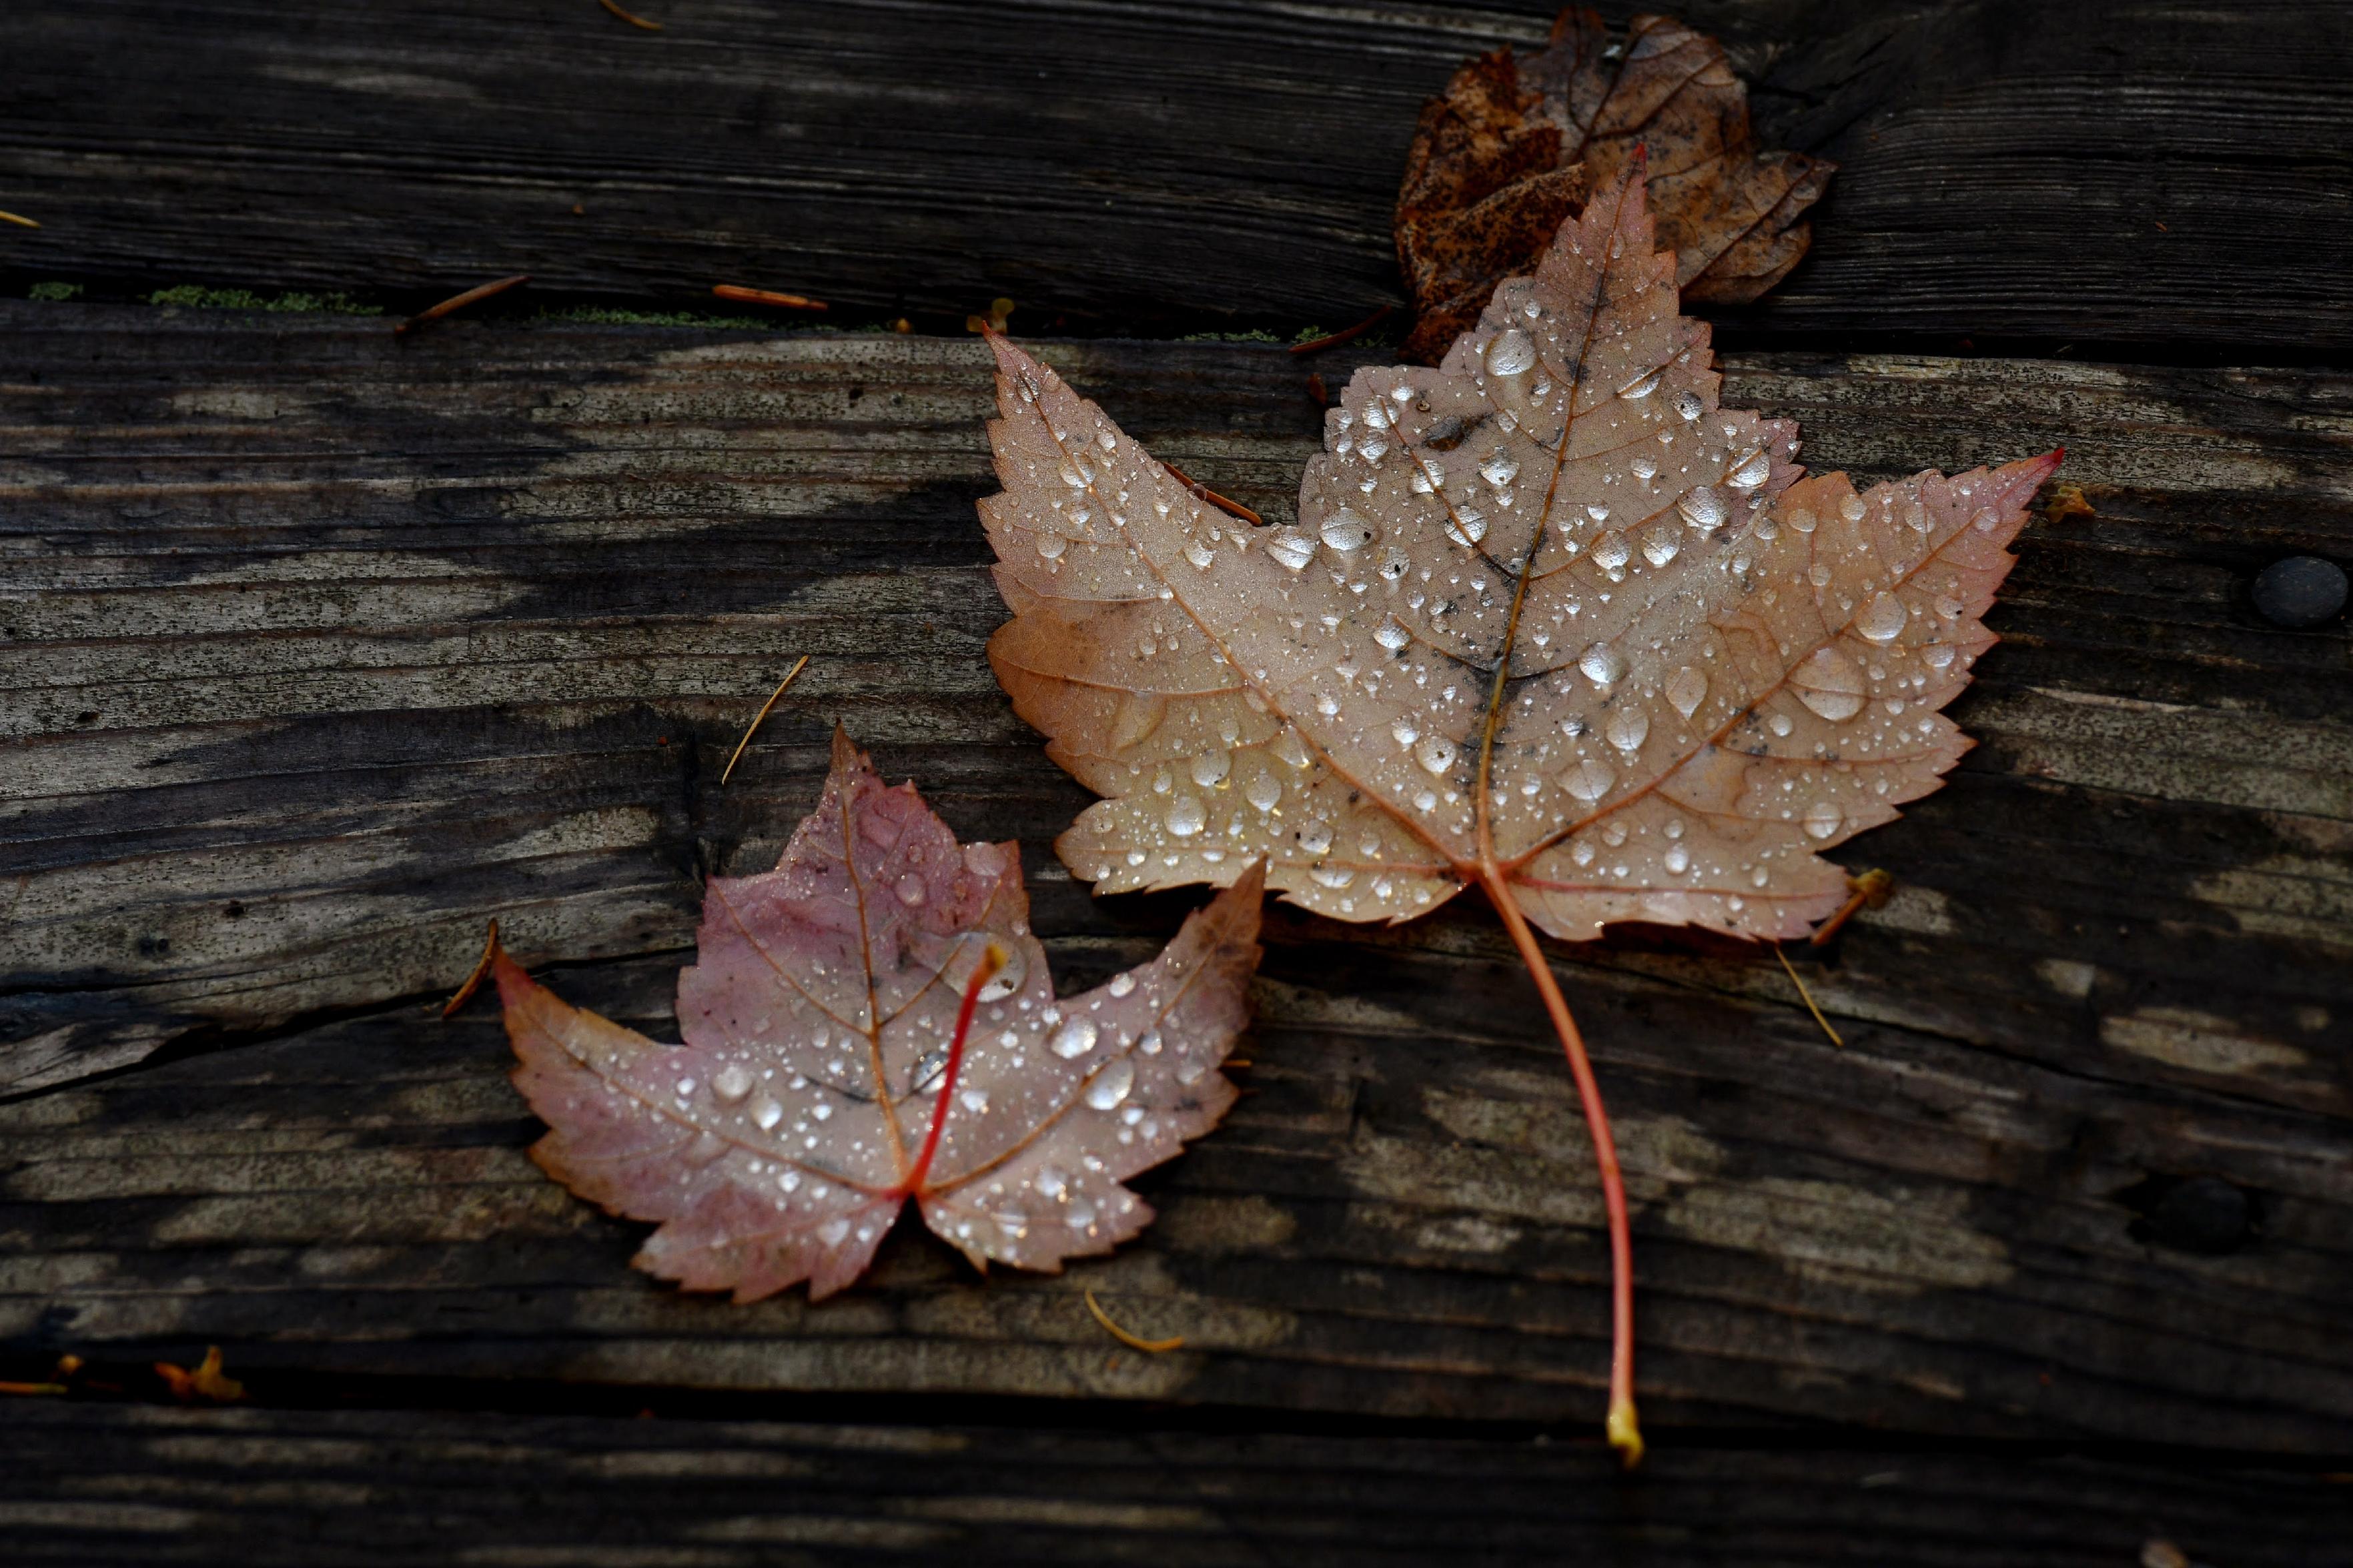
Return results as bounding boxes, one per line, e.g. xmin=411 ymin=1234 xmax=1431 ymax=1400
xmin=2250 ymin=555 xmax=2346 ymax=628
xmin=2137 ymin=1175 xmax=2256 ymax=1255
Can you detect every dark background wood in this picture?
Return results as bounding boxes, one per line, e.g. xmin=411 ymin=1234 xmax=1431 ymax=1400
xmin=3 ymin=1 xmax=2352 ymax=351
xmin=9 ymin=1403 xmax=2353 ymax=1567
xmin=2 ymin=2 xmax=2350 ymax=1563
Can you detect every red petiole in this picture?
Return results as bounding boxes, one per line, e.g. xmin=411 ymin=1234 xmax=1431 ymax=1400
xmin=901 ymin=945 xmax=1004 ymax=1196
xmin=1481 ymin=868 xmax=1642 ymax=1467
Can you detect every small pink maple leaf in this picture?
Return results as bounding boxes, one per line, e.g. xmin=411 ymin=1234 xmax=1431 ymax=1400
xmin=494 ymin=726 xmax=1264 ymax=1301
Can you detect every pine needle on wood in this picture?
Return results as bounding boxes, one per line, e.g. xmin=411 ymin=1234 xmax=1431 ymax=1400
xmin=1775 ymin=944 xmax=1844 ymax=1048
xmin=713 ymin=284 xmax=827 ymax=311
xmin=1289 ymin=303 xmax=1393 ymax=356
xmin=396 ymin=274 xmax=530 ymax=335
xmin=443 ymin=919 xmax=502 ymax=1018
xmin=1084 ymin=1289 xmax=1184 ymax=1353
xmin=721 ymin=655 xmax=811 ymax=784
xmin=598 ymin=0 xmax=664 ymax=29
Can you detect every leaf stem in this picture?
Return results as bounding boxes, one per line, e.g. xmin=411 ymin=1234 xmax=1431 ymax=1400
xmin=902 ymin=944 xmax=1003 ymax=1195
xmin=1478 ymin=867 xmax=1642 ymax=1467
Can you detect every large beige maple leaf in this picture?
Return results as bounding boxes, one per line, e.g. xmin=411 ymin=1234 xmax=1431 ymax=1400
xmin=977 ymin=165 xmax=2058 ymax=1459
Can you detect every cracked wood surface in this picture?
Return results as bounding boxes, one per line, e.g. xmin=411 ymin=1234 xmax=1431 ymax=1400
xmin=1 ymin=309 xmax=2348 ymax=1465
xmin=5 ymin=1403 xmax=2350 ymax=1567
xmin=2 ymin=1 xmax=2351 ymax=353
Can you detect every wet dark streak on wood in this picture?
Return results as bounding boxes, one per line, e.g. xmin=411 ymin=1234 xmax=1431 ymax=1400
xmin=1 ymin=1 xmax=2350 ymax=352
xmin=0 ymin=311 xmax=2348 ymax=1483
xmin=7 ymin=1403 xmax=2350 ymax=1567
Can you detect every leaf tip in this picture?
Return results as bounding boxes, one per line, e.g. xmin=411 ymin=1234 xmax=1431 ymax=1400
xmin=488 ymin=938 xmax=538 ymax=1012
xmin=828 ymin=720 xmax=863 ymax=774
xmin=1194 ymin=857 xmax=1270 ymax=940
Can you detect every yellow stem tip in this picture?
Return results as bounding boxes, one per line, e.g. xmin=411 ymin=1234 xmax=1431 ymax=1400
xmin=1607 ymin=1397 xmax=1644 ymax=1468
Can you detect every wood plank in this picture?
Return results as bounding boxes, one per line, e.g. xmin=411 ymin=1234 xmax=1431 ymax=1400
xmin=5 ymin=936 xmax=2350 ymax=1448
xmin=5 ymin=309 xmax=2348 ymax=1099
xmin=5 ymin=1404 xmax=2348 ymax=1568
xmin=3 ymin=307 xmax=2349 ymax=1449
xmin=1 ymin=1 xmax=2350 ymax=353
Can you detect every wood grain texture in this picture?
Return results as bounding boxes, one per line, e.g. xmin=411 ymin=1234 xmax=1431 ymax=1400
xmin=1 ymin=1 xmax=2350 ymax=352
xmin=2 ymin=307 xmax=2349 ymax=1453
xmin=13 ymin=939 xmax=2353 ymax=1449
xmin=6 ymin=309 xmax=2348 ymax=1096
xmin=5 ymin=1403 xmax=2349 ymax=1567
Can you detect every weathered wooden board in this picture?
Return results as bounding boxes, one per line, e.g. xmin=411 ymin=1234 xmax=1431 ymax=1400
xmin=2 ymin=306 xmax=2348 ymax=1453
xmin=5 ymin=308 xmax=2349 ymax=1096
xmin=7 ymin=1403 xmax=2348 ymax=1567
xmin=2 ymin=1 xmax=2350 ymax=353
xmin=13 ymin=941 xmax=2353 ymax=1449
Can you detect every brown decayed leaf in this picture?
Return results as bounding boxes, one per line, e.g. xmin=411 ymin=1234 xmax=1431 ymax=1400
xmin=1397 ymin=9 xmax=1835 ymax=361
xmin=977 ymin=163 xmax=2058 ymax=1457
xmin=496 ymin=728 xmax=1264 ymax=1301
